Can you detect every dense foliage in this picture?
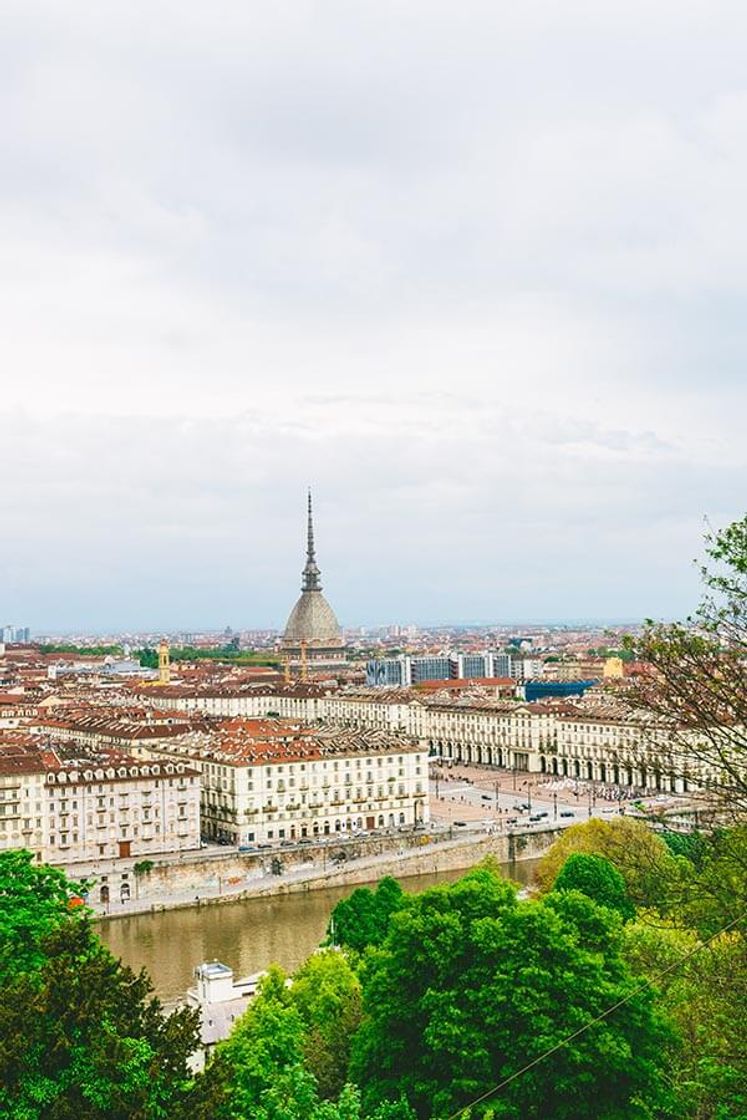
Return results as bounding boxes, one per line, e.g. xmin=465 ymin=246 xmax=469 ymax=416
xmin=0 ymin=852 xmax=199 ymax=1120
xmin=193 ymin=962 xmax=413 ymax=1120
xmin=623 ymin=919 xmax=747 ymax=1120
xmin=137 ymin=645 xmax=281 ymax=668
xmin=326 ymin=877 xmax=405 ymax=953
xmin=534 ymin=816 xmax=683 ymax=908
xmin=350 ymin=866 xmax=672 ymax=1119
xmin=551 ymin=852 xmax=635 ymax=919
xmin=2 ymin=835 xmax=746 ymax=1119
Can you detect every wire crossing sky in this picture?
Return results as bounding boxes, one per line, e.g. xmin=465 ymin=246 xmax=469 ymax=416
xmin=1 ymin=1 xmax=745 ymax=630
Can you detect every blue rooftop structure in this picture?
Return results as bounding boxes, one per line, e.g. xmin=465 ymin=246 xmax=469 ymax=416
xmin=522 ymin=680 xmax=599 ymax=701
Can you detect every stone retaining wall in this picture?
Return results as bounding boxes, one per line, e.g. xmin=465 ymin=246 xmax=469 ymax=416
xmin=93 ymin=826 xmax=561 ymax=919
xmin=247 ymin=828 xmax=560 ymax=898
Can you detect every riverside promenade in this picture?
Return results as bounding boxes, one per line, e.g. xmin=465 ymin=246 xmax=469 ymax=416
xmin=93 ymin=822 xmax=561 ymax=921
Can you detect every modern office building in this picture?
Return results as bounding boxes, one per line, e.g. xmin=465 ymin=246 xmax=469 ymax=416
xmin=1 ymin=625 xmax=30 ymax=643
xmin=366 ymin=651 xmax=516 ymax=687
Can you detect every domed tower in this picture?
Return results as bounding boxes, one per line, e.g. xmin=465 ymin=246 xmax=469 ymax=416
xmin=281 ymin=492 xmax=346 ymax=668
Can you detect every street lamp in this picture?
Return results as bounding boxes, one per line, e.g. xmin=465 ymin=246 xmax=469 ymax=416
xmin=553 ymin=791 xmax=558 ymax=820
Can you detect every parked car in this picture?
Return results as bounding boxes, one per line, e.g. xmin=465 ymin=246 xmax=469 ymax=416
xmin=453 ymin=820 xmax=467 ymax=828
xmin=560 ymin=810 xmax=575 ymax=818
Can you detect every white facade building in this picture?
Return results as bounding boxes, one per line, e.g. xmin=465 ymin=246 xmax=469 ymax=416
xmin=0 ymin=741 xmax=201 ymax=865
xmin=141 ymin=684 xmax=717 ymax=796
xmin=135 ymin=721 xmax=429 ymax=846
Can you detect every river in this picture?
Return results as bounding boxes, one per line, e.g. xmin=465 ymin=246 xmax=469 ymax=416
xmin=100 ymin=858 xmax=539 ymax=1002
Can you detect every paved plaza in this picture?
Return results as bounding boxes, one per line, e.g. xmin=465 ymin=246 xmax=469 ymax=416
xmin=428 ymin=760 xmax=689 ymax=829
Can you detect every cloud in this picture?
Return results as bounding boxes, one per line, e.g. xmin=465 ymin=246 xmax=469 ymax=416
xmin=0 ymin=1 xmax=745 ymax=629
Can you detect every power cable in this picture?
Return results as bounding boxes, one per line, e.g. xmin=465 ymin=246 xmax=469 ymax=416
xmin=445 ymin=908 xmax=746 ymax=1120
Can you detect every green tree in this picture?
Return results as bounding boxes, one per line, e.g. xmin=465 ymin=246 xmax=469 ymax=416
xmin=625 ymin=515 xmax=747 ymax=816
xmin=534 ymin=817 xmax=682 ymax=910
xmin=669 ymin=825 xmax=747 ymax=939
xmin=623 ymin=918 xmax=747 ymax=1119
xmin=291 ymin=949 xmax=363 ymax=1099
xmin=197 ymin=966 xmax=413 ymax=1120
xmin=203 ymin=966 xmax=314 ymax=1120
xmin=327 ymin=877 xmax=405 ymax=953
xmin=0 ymin=849 xmax=86 ymax=978
xmin=660 ymin=829 xmax=709 ymax=868
xmin=350 ymin=865 xmax=673 ymax=1119
xmin=0 ymin=900 xmax=199 ymax=1119
xmin=552 ymin=853 xmax=635 ymax=920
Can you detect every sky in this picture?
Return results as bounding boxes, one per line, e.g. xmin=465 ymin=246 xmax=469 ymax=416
xmin=1 ymin=0 xmax=745 ymax=633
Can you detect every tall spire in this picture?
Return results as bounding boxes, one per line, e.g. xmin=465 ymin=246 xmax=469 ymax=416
xmin=302 ymin=489 xmax=322 ymax=591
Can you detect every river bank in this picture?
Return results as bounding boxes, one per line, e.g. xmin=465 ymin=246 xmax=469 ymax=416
xmin=95 ymin=825 xmax=560 ymax=922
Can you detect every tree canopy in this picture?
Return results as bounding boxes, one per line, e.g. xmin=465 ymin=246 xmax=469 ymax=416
xmin=623 ymin=918 xmax=747 ymax=1119
xmin=195 ymin=965 xmax=413 ymax=1120
xmin=0 ymin=849 xmax=87 ymax=979
xmin=0 ymin=851 xmax=199 ymax=1120
xmin=349 ymin=864 xmax=673 ymax=1120
xmin=552 ymin=853 xmax=635 ymax=920
xmin=533 ymin=816 xmax=682 ymax=909
xmin=327 ymin=877 xmax=406 ymax=953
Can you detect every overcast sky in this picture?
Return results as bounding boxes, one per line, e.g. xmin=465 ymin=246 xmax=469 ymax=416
xmin=1 ymin=1 xmax=745 ymax=633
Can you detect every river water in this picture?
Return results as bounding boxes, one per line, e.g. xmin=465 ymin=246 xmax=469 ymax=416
xmin=100 ymin=858 xmax=539 ymax=1002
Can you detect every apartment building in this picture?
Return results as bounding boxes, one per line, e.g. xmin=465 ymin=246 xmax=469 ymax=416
xmin=140 ymin=683 xmax=709 ymax=795
xmin=32 ymin=710 xmax=195 ymax=753
xmin=0 ymin=737 xmax=200 ymax=865
xmin=133 ymin=719 xmax=429 ymax=846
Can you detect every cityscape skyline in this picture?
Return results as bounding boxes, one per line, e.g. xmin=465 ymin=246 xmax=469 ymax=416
xmin=0 ymin=494 xmax=726 ymax=634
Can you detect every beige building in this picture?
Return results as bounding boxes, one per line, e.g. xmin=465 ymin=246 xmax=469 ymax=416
xmin=0 ymin=738 xmax=200 ymax=866
xmin=141 ymin=683 xmax=716 ymax=796
xmin=134 ymin=719 xmax=429 ymax=846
